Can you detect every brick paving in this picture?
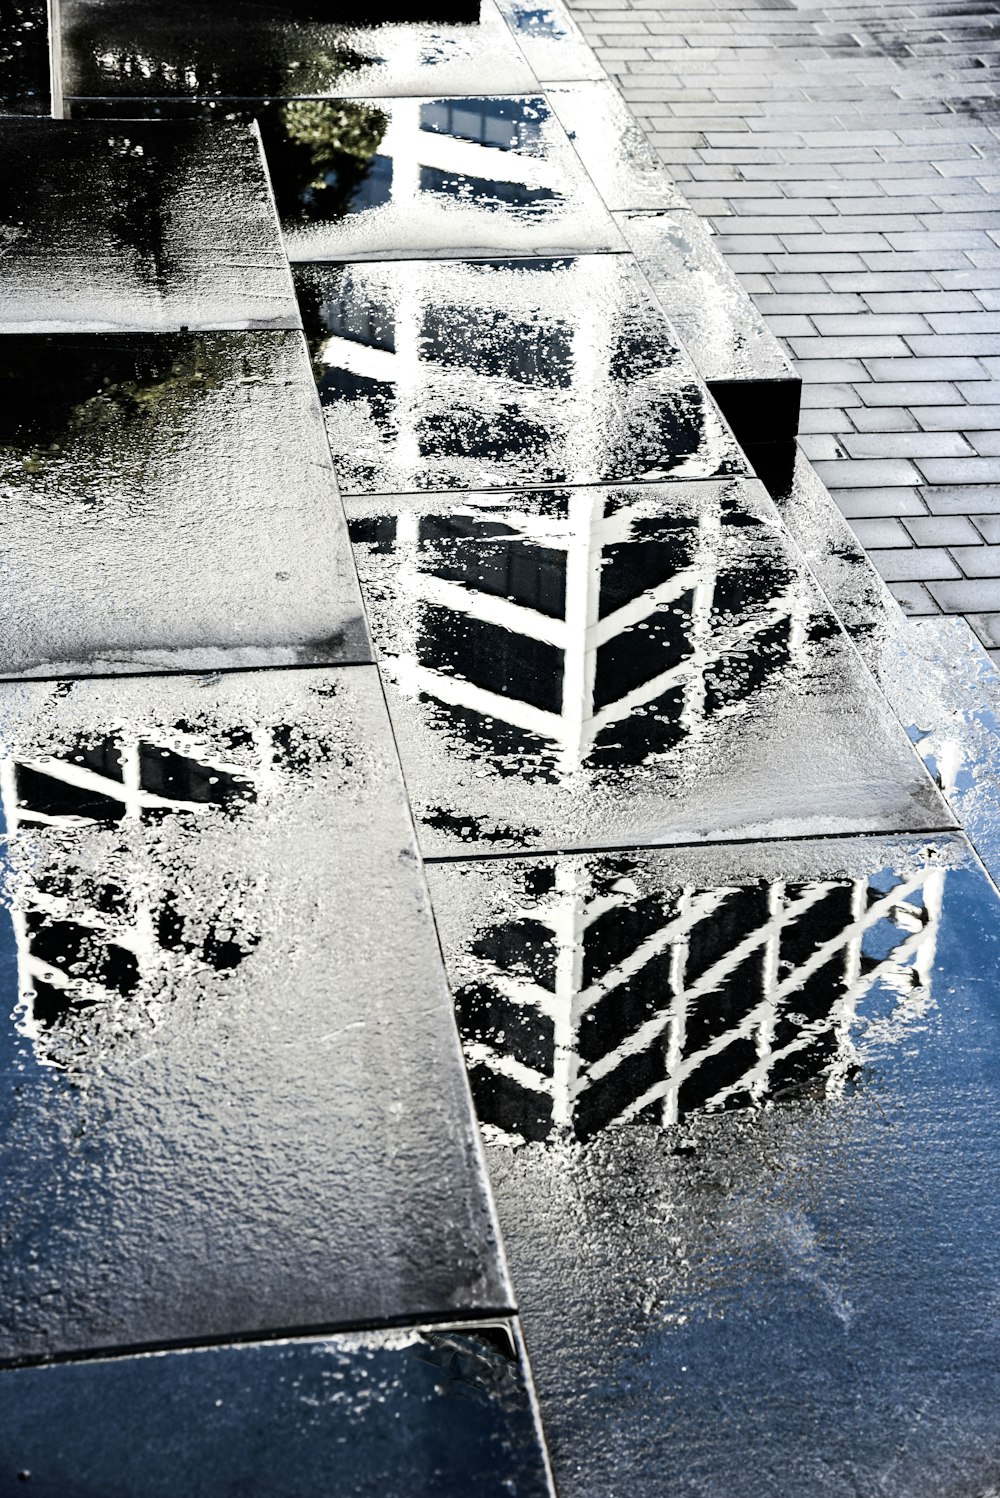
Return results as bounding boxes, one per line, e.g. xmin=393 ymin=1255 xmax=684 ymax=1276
xmin=565 ymin=0 xmax=1000 ymax=653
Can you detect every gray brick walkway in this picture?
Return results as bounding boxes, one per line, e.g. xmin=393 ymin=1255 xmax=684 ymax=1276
xmin=566 ymin=0 xmax=1000 ymax=654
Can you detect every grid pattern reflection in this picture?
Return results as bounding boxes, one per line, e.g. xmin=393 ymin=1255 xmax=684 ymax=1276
xmin=0 ymin=729 xmax=275 ymax=1070
xmin=452 ymin=857 xmax=944 ymax=1142
xmin=350 ymin=484 xmax=820 ymax=787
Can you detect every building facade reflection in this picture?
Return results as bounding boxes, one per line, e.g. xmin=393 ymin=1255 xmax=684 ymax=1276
xmin=0 ymin=725 xmax=276 ymax=1070
xmin=299 ymin=255 xmax=741 ymax=492
xmin=444 ymin=853 xmax=944 ymax=1141
xmin=349 ymin=484 xmax=820 ymax=786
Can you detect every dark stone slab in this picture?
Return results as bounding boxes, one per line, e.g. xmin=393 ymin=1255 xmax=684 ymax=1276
xmin=0 ymin=330 xmax=370 ymax=677
xmin=0 ymin=1322 xmax=553 ymax=1495
xmin=0 ymin=120 xmax=298 ymax=333
xmin=60 ymin=0 xmax=536 ymax=103
xmin=0 ymin=0 xmax=48 ymax=114
xmin=71 ymin=95 xmax=623 ymax=261
xmin=618 ymin=210 xmax=801 ymax=445
xmin=495 ymin=0 xmax=604 ymax=82
xmin=547 ymin=81 xmax=685 ymax=212
xmin=430 ymin=833 xmax=1000 ymax=1497
xmin=344 ymin=479 xmax=951 ymax=855
xmin=296 ymin=255 xmax=747 ymax=493
xmin=0 ymin=667 xmax=509 ymax=1364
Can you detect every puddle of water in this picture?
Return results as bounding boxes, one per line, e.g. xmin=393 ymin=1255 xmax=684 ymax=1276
xmin=345 ymin=480 xmax=949 ymax=853
xmin=0 ymin=668 xmax=507 ymax=1361
xmin=430 ymin=832 xmax=1000 ymax=1496
xmin=297 ymin=254 xmax=746 ymax=493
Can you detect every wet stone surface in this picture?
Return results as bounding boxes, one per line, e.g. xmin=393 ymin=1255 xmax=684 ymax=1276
xmin=60 ymin=0 xmax=536 ymax=104
xmin=0 ymin=330 xmax=369 ymax=677
xmin=0 ymin=121 xmax=298 ymax=334
xmin=100 ymin=95 xmax=624 ymax=263
xmin=430 ymin=833 xmax=1000 ymax=1497
xmin=546 ymin=82 xmax=684 ymax=214
xmin=296 ymin=255 xmax=746 ymax=494
xmin=0 ymin=0 xmax=48 ymax=115
xmin=494 ymin=0 xmax=603 ymax=83
xmin=617 ymin=210 xmax=800 ymax=448
xmin=0 ymin=668 xmax=509 ymax=1362
xmin=0 ymin=1323 xmax=553 ymax=1496
xmin=346 ymin=479 xmax=950 ymax=855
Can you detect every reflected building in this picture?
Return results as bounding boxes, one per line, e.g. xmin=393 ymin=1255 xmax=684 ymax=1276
xmin=444 ymin=853 xmax=944 ymax=1141
xmin=0 ymin=726 xmax=277 ymax=1070
xmin=297 ymin=255 xmax=743 ymax=493
xmin=349 ymin=484 xmax=819 ymax=785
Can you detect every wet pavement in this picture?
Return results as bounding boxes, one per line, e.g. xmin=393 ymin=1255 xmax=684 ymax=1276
xmin=296 ymin=255 xmax=744 ymax=493
xmin=1 ymin=0 xmax=1000 ymax=1493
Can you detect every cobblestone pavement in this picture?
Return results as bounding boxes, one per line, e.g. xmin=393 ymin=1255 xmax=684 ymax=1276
xmin=566 ymin=0 xmax=1000 ymax=651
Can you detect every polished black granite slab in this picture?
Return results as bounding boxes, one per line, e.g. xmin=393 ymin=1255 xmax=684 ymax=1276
xmin=344 ymin=479 xmax=951 ymax=855
xmin=0 ymin=121 xmax=298 ymax=333
xmin=618 ymin=210 xmax=801 ymax=447
xmin=0 ymin=668 xmax=508 ymax=1363
xmin=0 ymin=1324 xmax=553 ymax=1498
xmin=547 ymin=81 xmax=685 ymax=213
xmin=159 ymin=95 xmax=619 ymax=261
xmin=71 ymin=94 xmax=623 ymax=261
xmin=59 ymin=0 xmax=537 ymax=103
xmin=296 ymin=255 xmax=746 ymax=494
xmin=495 ymin=0 xmax=604 ymax=82
xmin=429 ymin=833 xmax=1000 ymax=1497
xmin=0 ymin=0 xmax=48 ymax=114
xmin=0 ymin=330 xmax=369 ymax=677
xmin=0 ymin=1323 xmax=553 ymax=1495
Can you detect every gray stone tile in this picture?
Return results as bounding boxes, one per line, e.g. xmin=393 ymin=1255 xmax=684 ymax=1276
xmin=813 ymin=458 xmax=923 ymax=488
xmin=973 ymin=516 xmax=1000 ymax=544
xmin=925 ymin=486 xmax=1000 ymax=516
xmin=0 ymin=120 xmax=298 ymax=333
xmin=296 ymin=255 xmax=746 ymax=494
xmin=0 ymin=1322 xmax=553 ymax=1494
xmin=345 ymin=478 xmax=949 ymax=857
xmin=915 ymin=404 xmax=1000 ymax=430
xmin=76 ymin=93 xmax=627 ymax=262
xmin=968 ymin=611 xmax=1000 ymax=648
xmin=967 ymin=430 xmax=1000 ymax=456
xmin=495 ymin=0 xmax=605 ymax=80
xmin=948 ymin=545 xmax=1000 ymax=578
xmin=430 ymin=832 xmax=1000 ymax=1497
xmin=616 ymin=209 xmax=801 ymax=442
xmin=833 ymin=488 xmax=927 ymax=518
xmin=841 ymin=431 xmax=973 ymax=458
xmin=889 ymin=580 xmax=942 ymax=614
xmin=547 ymin=80 xmax=685 ymax=210
xmin=857 ymin=382 xmax=962 ymax=406
xmin=0 ymin=331 xmax=369 ymax=678
xmin=869 ymin=547 xmax=961 ymax=582
xmin=0 ymin=667 xmax=508 ymax=1363
xmin=929 ymin=577 xmax=1000 ymax=610
xmin=904 ymin=515 xmax=983 ymax=547
xmin=848 ymin=407 xmax=918 ymax=433
xmin=849 ymin=517 xmax=912 ymax=548
xmin=918 ymin=457 xmax=1000 ymax=485
xmin=60 ymin=0 xmax=536 ymax=102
